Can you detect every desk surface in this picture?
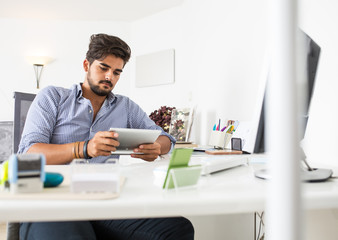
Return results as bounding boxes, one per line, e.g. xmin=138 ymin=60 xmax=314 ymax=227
xmin=1 ymin=154 xmax=338 ymax=222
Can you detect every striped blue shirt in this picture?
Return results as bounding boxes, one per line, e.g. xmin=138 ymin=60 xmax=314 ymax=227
xmin=18 ymin=84 xmax=175 ymax=163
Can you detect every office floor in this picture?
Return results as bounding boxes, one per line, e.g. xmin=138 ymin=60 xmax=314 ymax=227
xmin=0 ymin=222 xmax=6 ymax=240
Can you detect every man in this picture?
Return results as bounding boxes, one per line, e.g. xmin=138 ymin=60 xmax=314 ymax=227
xmin=19 ymin=34 xmax=194 ymax=239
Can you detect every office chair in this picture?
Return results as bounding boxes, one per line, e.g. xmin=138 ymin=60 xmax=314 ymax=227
xmin=6 ymin=92 xmax=36 ymax=240
xmin=13 ymin=92 xmax=36 ymax=153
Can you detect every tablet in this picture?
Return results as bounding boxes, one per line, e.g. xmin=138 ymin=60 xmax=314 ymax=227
xmin=109 ymin=128 xmax=161 ymax=155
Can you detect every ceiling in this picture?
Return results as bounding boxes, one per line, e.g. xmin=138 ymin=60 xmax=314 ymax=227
xmin=0 ymin=0 xmax=184 ymax=22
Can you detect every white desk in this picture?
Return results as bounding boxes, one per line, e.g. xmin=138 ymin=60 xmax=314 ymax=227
xmin=1 ymin=155 xmax=338 ymax=223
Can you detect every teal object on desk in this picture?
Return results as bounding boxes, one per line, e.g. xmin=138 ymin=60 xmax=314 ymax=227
xmin=44 ymin=172 xmax=64 ymax=188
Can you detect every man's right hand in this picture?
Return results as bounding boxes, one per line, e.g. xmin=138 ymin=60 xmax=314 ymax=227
xmin=86 ymin=131 xmax=120 ymax=158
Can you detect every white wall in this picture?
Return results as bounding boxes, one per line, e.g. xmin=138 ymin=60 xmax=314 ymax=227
xmin=0 ymin=18 xmax=131 ymax=121
xmin=127 ymin=0 xmax=338 ymax=159
xmin=130 ymin=0 xmax=269 ymax=145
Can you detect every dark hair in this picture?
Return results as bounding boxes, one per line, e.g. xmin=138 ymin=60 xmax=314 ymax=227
xmin=86 ymin=33 xmax=131 ymax=66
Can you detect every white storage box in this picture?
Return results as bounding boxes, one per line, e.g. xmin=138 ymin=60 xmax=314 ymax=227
xmin=70 ymin=159 xmax=120 ymax=193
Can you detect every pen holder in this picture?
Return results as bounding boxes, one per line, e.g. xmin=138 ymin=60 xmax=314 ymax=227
xmin=208 ymin=131 xmax=233 ymax=149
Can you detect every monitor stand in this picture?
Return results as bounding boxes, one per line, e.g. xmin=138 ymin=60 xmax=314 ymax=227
xmin=254 ymin=148 xmax=333 ymax=182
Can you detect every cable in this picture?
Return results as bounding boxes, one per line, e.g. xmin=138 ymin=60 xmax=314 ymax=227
xmin=255 ymin=211 xmax=265 ymax=240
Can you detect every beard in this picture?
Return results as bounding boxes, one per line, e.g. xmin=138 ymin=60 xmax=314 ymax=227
xmin=87 ymin=70 xmax=113 ymax=97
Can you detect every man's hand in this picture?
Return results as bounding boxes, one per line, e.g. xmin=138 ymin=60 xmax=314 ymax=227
xmin=87 ymin=131 xmax=120 ymax=158
xmin=131 ymin=142 xmax=162 ymax=162
xmin=131 ymin=135 xmax=171 ymax=161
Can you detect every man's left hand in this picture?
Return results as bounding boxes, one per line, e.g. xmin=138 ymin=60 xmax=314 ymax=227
xmin=131 ymin=142 xmax=161 ymax=161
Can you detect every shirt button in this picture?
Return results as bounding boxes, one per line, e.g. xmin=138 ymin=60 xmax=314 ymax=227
xmin=89 ymin=110 xmax=92 ymax=113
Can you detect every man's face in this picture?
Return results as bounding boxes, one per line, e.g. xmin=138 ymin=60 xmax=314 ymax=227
xmin=84 ymin=55 xmax=124 ymax=96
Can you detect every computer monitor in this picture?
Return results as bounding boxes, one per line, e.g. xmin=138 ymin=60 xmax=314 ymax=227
xmin=253 ymin=30 xmax=321 ymax=153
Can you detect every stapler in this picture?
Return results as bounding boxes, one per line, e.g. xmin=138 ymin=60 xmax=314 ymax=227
xmin=8 ymin=154 xmax=46 ymax=193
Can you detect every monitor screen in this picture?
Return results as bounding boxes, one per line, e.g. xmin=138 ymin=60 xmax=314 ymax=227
xmin=253 ymin=30 xmax=321 ymax=153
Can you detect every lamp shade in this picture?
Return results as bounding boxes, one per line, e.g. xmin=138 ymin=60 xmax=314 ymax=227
xmin=26 ymin=56 xmax=53 ymax=65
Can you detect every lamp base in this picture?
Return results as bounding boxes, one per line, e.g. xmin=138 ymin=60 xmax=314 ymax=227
xmin=33 ymin=64 xmax=44 ymax=89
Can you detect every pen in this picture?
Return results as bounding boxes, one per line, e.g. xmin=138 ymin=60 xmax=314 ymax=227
xmin=218 ymin=119 xmax=221 ymax=131
xmin=226 ymin=125 xmax=234 ymax=134
xmin=221 ymin=126 xmax=227 ymax=132
xmin=213 ymin=124 xmax=216 ymax=131
xmin=223 ymin=125 xmax=231 ymax=133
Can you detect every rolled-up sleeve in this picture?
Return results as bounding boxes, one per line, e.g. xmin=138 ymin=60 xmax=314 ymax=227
xmin=18 ymin=87 xmax=60 ymax=153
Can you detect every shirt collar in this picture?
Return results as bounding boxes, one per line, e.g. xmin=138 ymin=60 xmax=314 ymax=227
xmin=106 ymin=91 xmax=117 ymax=105
xmin=74 ymin=83 xmax=117 ymax=105
xmin=75 ymin=83 xmax=83 ymax=99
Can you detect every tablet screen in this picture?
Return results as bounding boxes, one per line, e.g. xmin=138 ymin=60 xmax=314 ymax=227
xmin=109 ymin=128 xmax=161 ymax=154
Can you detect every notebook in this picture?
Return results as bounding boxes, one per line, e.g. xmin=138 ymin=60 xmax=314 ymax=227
xmin=109 ymin=128 xmax=161 ymax=155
